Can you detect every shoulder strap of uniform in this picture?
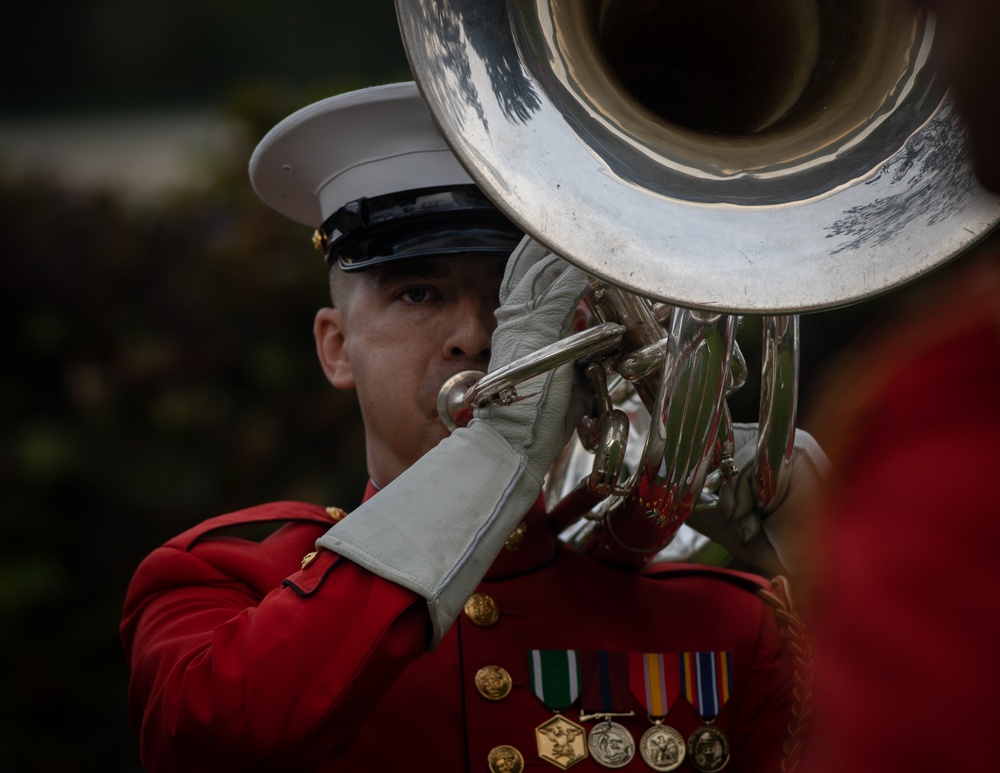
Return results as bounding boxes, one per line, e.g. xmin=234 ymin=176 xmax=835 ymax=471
xmin=641 ymin=561 xmax=769 ymax=594
xmin=165 ymin=501 xmax=348 ymax=551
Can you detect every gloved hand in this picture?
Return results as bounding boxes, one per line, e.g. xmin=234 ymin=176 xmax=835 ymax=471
xmin=474 ymin=237 xmax=591 ymax=480
xmin=318 ymin=237 xmax=589 ymax=647
xmin=685 ymin=423 xmax=829 ymax=578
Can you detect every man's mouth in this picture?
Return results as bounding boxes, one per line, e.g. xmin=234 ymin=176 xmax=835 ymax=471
xmin=436 ymin=370 xmax=482 ymax=431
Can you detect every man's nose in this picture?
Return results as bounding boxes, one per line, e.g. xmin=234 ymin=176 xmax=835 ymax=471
xmin=443 ymin=296 xmax=495 ymax=364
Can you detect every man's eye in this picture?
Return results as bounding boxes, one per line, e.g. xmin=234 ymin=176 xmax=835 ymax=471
xmin=400 ymin=287 xmax=430 ymax=303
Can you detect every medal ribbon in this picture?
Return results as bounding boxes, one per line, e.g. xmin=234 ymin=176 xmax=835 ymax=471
xmin=579 ymin=651 xmax=632 ymax=714
xmin=628 ymin=652 xmax=681 ymax=719
xmin=529 ymin=649 xmax=582 ymax=711
xmin=679 ymin=651 xmax=732 ymax=719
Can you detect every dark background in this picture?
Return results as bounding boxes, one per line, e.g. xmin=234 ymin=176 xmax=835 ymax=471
xmin=0 ymin=2 xmax=943 ymax=771
xmin=2 ymin=1 xmax=409 ymax=117
xmin=2 ymin=4 xmax=410 ymax=772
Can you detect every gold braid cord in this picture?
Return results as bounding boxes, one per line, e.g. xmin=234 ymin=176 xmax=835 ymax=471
xmin=756 ymin=575 xmax=812 ymax=773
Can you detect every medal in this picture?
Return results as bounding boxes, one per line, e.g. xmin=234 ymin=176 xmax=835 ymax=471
xmin=578 ymin=651 xmax=635 ymax=769
xmin=639 ymin=723 xmax=686 ymax=772
xmin=629 ymin=653 xmax=685 ymax=771
xmin=536 ymin=715 xmax=589 ymax=770
xmin=686 ymin=724 xmax=730 ymax=772
xmin=529 ymin=650 xmax=589 ymax=769
xmin=587 ymin=719 xmax=636 ymax=769
xmin=680 ymin=652 xmax=732 ymax=772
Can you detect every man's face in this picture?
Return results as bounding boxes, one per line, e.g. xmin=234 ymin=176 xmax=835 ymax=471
xmin=315 ymin=254 xmax=507 ymax=487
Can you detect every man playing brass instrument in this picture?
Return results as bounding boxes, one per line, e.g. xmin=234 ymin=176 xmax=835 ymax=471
xmin=121 ymin=82 xmax=824 ymax=772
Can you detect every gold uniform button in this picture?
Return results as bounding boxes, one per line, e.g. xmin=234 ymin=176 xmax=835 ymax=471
xmin=325 ymin=506 xmax=346 ymax=522
xmin=504 ymin=520 xmax=527 ymax=551
xmin=300 ymin=551 xmax=318 ymax=570
xmin=487 ymin=744 xmax=524 ymax=773
xmin=464 ymin=592 xmax=499 ymax=627
xmin=475 ymin=665 xmax=513 ymax=701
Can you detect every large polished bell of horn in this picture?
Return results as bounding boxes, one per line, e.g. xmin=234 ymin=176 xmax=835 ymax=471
xmin=398 ymin=0 xmax=1000 ymax=567
xmin=397 ymin=0 xmax=1000 ymax=313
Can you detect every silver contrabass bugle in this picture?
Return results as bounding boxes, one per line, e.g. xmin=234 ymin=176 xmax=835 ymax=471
xmin=404 ymin=0 xmax=1000 ymax=567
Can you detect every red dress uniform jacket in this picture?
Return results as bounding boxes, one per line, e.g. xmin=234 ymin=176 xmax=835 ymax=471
xmin=805 ymin=253 xmax=1000 ymax=773
xmin=122 ymin=484 xmax=797 ymax=772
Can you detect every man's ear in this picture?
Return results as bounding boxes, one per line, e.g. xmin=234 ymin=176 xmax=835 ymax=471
xmin=314 ymin=307 xmax=355 ymax=389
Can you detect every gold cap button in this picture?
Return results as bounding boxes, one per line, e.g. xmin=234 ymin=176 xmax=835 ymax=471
xmin=487 ymin=745 xmax=524 ymax=773
xmin=312 ymin=228 xmax=327 ymax=253
xmin=475 ymin=665 xmax=513 ymax=701
xmin=464 ymin=592 xmax=499 ymax=627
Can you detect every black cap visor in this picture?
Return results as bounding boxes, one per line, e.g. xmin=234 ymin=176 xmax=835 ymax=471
xmin=320 ymin=185 xmax=523 ymax=272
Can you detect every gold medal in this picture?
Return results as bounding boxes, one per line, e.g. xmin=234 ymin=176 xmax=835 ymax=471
xmin=529 ymin=650 xmax=587 ymax=768
xmin=587 ymin=718 xmax=636 ymax=769
xmin=639 ymin=722 xmax=685 ymax=771
xmin=686 ymin=725 xmax=730 ymax=772
xmin=535 ymin=715 xmax=588 ymax=769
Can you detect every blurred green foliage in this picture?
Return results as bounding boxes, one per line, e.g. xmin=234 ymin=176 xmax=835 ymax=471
xmin=1 ymin=3 xmax=407 ymax=769
xmin=0 ymin=83 xmax=381 ymax=771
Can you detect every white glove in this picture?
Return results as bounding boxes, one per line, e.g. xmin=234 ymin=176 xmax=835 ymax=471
xmin=476 ymin=238 xmax=591 ymax=479
xmin=317 ymin=238 xmax=588 ymax=647
xmin=685 ymin=423 xmax=829 ymax=578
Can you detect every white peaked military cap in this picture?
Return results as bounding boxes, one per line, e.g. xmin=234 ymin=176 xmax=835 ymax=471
xmin=249 ymin=81 xmax=522 ymax=271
